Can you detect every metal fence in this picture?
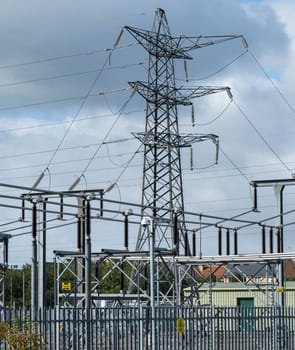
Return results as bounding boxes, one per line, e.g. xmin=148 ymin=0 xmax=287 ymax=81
xmin=0 ymin=306 xmax=294 ymax=349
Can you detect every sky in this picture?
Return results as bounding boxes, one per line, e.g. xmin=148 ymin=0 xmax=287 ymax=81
xmin=0 ymin=0 xmax=295 ymax=265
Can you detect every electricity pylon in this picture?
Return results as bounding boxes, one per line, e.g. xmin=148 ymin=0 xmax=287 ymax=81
xmin=125 ymin=8 xmax=244 ymax=254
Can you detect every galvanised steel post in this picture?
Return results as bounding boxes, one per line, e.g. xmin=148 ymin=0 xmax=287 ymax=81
xmin=274 ymin=184 xmax=285 ymax=307
xmin=85 ymin=199 xmax=92 ymax=350
xmin=31 ymin=202 xmax=38 ymax=321
xmin=142 ymin=217 xmax=156 ymax=350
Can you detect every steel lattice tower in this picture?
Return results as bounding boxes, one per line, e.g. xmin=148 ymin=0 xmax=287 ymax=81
xmin=125 ymin=8 xmax=243 ymax=254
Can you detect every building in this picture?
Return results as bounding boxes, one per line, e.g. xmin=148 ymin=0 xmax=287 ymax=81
xmin=187 ymin=260 xmax=295 ymax=306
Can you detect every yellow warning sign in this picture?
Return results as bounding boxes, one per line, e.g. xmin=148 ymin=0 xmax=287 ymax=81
xmin=277 ymin=286 xmax=284 ymax=293
xmin=61 ymin=282 xmax=72 ymax=291
xmin=176 ymin=318 xmax=185 ymax=333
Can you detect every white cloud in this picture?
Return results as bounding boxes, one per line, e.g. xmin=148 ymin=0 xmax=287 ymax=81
xmin=0 ymin=0 xmax=294 ymax=263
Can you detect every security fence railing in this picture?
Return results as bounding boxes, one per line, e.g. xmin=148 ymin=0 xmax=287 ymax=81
xmin=0 ymin=306 xmax=294 ymax=349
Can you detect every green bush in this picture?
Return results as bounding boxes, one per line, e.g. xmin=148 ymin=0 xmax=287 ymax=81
xmin=0 ymin=319 xmax=43 ymax=350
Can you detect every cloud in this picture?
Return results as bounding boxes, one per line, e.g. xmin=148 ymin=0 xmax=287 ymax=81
xmin=0 ymin=0 xmax=294 ymax=263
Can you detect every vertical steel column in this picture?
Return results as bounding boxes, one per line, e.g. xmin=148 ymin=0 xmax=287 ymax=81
xmin=192 ymin=231 xmax=196 ymax=256
xmin=2 ymin=238 xmax=9 ymax=308
xmin=269 ymin=228 xmax=273 ymax=253
xmin=77 ymin=196 xmax=85 ymax=295
xmin=274 ymin=184 xmax=285 ymax=307
xmin=142 ymin=217 xmax=156 ymax=350
xmin=31 ymin=202 xmax=38 ymax=320
xmin=173 ymin=211 xmax=179 ymax=255
xmin=85 ymin=199 xmax=92 ymax=350
xmin=149 ymin=221 xmax=156 ymax=350
xmin=234 ymin=229 xmax=238 ymax=255
xmin=43 ymin=199 xmax=47 ymax=307
xmin=184 ymin=231 xmax=189 ymax=256
xmin=124 ymin=213 xmax=129 ymax=250
xmin=226 ymin=229 xmax=230 ymax=255
xmin=38 ymin=198 xmax=47 ymax=312
xmin=262 ymin=226 xmax=266 ymax=254
xmin=218 ymin=227 xmax=222 ymax=256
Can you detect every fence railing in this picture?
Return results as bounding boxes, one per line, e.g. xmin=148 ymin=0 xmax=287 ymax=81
xmin=0 ymin=306 xmax=294 ymax=349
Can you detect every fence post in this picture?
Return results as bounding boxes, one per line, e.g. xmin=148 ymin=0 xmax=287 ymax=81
xmin=55 ymin=305 xmax=60 ymax=350
xmin=211 ymin=304 xmax=215 ymax=350
xmin=139 ymin=305 xmax=144 ymax=350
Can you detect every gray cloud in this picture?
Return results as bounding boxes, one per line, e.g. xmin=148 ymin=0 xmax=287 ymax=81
xmin=0 ymin=0 xmax=294 ymax=263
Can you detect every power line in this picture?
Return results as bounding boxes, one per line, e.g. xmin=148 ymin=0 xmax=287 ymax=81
xmin=11 ymin=219 xmax=77 ymax=238
xmin=107 ymin=144 xmax=143 ymax=190
xmin=0 ymin=86 xmax=132 ymax=113
xmin=0 ymin=61 xmax=146 ymax=89
xmin=0 ymin=142 xmax=291 ymax=179
xmin=219 ymin=146 xmax=250 ymax=183
xmin=0 ymin=95 xmax=97 ymax=112
xmin=0 ymin=43 xmax=138 ymax=71
xmin=0 ymin=150 xmax=143 ymax=173
xmin=179 ymin=99 xmax=233 ymax=127
xmin=1 ymin=155 xmax=290 ymax=185
xmin=43 ymin=55 xmax=119 ymax=173
xmin=0 ymin=137 xmax=135 ymax=161
xmin=72 ymin=89 xmax=137 ymax=187
xmin=248 ymin=49 xmax=295 ymax=117
xmin=233 ymin=98 xmax=293 ymax=175
xmin=177 ymin=49 xmax=248 ymax=82
xmin=0 ymin=109 xmax=143 ymax=134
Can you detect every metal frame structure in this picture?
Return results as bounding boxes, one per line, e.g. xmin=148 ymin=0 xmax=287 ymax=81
xmin=0 ymin=179 xmax=291 ymax=315
xmin=251 ymin=178 xmax=295 ymax=306
xmin=125 ymin=8 xmax=244 ymax=254
xmin=54 ymin=249 xmax=294 ymax=308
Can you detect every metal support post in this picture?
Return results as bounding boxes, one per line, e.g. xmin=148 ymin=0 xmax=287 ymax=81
xmin=2 ymin=238 xmax=9 ymax=308
xmin=274 ymin=184 xmax=285 ymax=307
xmin=31 ymin=202 xmax=38 ymax=320
xmin=85 ymin=200 xmax=92 ymax=350
xmin=37 ymin=198 xmax=47 ymax=312
xmin=22 ymin=270 xmax=25 ymax=310
xmin=77 ymin=197 xmax=85 ymax=294
xmin=142 ymin=217 xmax=156 ymax=350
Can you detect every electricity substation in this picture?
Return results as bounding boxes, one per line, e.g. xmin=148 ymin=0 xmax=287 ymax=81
xmin=0 ymin=7 xmax=294 ymax=350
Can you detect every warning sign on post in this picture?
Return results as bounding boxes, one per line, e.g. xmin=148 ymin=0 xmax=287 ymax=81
xmin=61 ymin=282 xmax=72 ymax=291
xmin=176 ymin=318 xmax=185 ymax=333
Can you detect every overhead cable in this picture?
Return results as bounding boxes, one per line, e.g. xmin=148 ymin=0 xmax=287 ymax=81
xmin=0 ymin=61 xmax=146 ymax=89
xmin=219 ymin=146 xmax=250 ymax=183
xmin=233 ymin=98 xmax=292 ymax=174
xmin=105 ymin=144 xmax=143 ymax=191
xmin=0 ymin=43 xmax=138 ymax=71
xmin=44 ymin=88 xmax=127 ymax=171
xmin=68 ymin=88 xmax=137 ymax=190
xmin=11 ymin=219 xmax=77 ymax=238
xmin=177 ymin=50 xmax=248 ymax=82
xmin=35 ymin=53 xmax=125 ymax=188
xmin=248 ymin=49 xmax=295 ymax=117
xmin=0 ymin=109 xmax=143 ymax=135
xmin=0 ymin=137 xmax=134 ymax=161
xmin=180 ymin=99 xmax=233 ymax=127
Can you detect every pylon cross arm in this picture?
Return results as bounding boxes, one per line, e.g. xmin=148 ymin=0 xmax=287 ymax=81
xmin=177 ymin=34 xmax=244 ymax=52
xmin=132 ymin=132 xmax=218 ymax=148
xmin=129 ymin=81 xmax=230 ymax=105
xmin=124 ymin=26 xmax=193 ymax=59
